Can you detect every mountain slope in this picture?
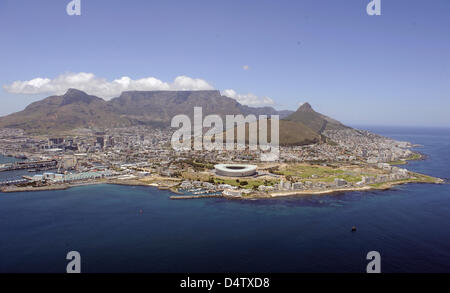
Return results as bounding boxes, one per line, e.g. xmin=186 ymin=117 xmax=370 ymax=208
xmin=0 ymin=89 xmax=133 ymax=133
xmin=111 ymin=90 xmax=241 ymax=123
xmin=0 ymin=89 xmax=349 ymax=146
xmin=109 ymin=90 xmax=292 ymax=122
xmin=285 ymin=102 xmax=349 ymax=133
xmin=0 ymin=89 xmax=292 ymax=133
xmin=222 ymin=118 xmax=322 ymax=146
xmin=222 ymin=103 xmax=349 ymax=146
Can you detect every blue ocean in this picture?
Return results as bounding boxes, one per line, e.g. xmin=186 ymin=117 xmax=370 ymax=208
xmin=0 ymin=126 xmax=449 ymax=273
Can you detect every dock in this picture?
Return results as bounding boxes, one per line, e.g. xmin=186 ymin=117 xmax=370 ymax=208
xmin=0 ymin=179 xmax=28 ymax=186
xmin=0 ymin=160 xmax=57 ymax=172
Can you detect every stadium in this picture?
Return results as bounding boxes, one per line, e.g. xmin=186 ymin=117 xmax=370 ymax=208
xmin=214 ymin=164 xmax=257 ymax=177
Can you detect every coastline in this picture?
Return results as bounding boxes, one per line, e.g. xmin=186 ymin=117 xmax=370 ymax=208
xmin=0 ymin=177 xmax=178 ymax=194
xmin=1 ymin=173 xmax=444 ymax=198
xmin=261 ymin=178 xmax=445 ymax=199
xmin=0 ymin=149 xmax=444 ymax=197
xmin=388 ymin=152 xmax=426 ymax=166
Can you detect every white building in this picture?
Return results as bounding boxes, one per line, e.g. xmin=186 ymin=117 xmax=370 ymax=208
xmin=334 ymin=178 xmax=347 ymax=187
xmin=223 ymin=189 xmax=242 ymax=197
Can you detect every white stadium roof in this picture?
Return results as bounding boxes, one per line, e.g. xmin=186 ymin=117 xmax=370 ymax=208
xmin=214 ymin=164 xmax=257 ymax=177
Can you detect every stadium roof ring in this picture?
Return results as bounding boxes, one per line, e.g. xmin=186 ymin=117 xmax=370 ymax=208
xmin=214 ymin=164 xmax=257 ymax=177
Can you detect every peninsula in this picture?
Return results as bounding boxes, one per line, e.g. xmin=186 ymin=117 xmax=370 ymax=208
xmin=0 ymin=89 xmax=444 ymax=198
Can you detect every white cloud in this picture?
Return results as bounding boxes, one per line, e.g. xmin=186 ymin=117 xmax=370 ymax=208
xmin=3 ymin=72 xmax=274 ymax=106
xmin=3 ymin=73 xmax=214 ymax=100
xmin=221 ymin=89 xmax=274 ymax=106
xmin=242 ymin=65 xmax=250 ymax=70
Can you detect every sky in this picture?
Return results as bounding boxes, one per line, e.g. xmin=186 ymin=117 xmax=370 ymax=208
xmin=0 ymin=0 xmax=449 ymax=127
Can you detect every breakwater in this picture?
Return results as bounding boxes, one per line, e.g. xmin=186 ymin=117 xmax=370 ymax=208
xmin=169 ymin=194 xmax=223 ymax=200
xmin=0 ymin=160 xmax=57 ymax=172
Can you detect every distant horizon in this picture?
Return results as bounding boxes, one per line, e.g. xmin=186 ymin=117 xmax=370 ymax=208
xmin=0 ymin=86 xmax=449 ymax=129
xmin=350 ymin=124 xmax=450 ymax=130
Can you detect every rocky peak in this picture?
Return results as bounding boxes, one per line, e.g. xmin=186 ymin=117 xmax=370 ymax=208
xmin=298 ymin=102 xmax=314 ymax=112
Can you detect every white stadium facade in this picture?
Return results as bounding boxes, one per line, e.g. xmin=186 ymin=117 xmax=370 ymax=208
xmin=214 ymin=164 xmax=257 ymax=177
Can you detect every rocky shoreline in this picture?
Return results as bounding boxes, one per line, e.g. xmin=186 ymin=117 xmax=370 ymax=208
xmin=261 ymin=178 xmax=445 ymax=199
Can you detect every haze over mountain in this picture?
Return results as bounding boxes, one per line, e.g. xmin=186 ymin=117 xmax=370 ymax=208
xmin=0 ymin=89 xmax=351 ymax=146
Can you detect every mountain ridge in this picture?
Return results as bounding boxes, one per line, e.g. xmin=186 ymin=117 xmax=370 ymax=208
xmin=285 ymin=102 xmax=349 ymax=133
xmin=0 ymin=89 xmax=350 ymax=146
xmin=0 ymin=89 xmax=294 ymax=133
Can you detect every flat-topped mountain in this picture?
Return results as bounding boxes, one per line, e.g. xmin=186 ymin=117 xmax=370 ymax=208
xmin=0 ymin=89 xmax=352 ymax=146
xmin=110 ymin=90 xmax=293 ymax=120
xmin=110 ymin=90 xmax=244 ymax=123
xmin=0 ymin=89 xmax=293 ymax=133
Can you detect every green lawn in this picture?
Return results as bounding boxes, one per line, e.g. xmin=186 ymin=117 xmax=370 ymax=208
xmin=389 ymin=153 xmax=422 ymax=165
xmin=275 ymin=164 xmax=344 ymax=178
xmin=274 ymin=164 xmax=366 ymax=184
xmin=213 ymin=178 xmax=278 ymax=189
xmin=406 ymin=153 xmax=422 ymax=161
xmin=388 ymin=160 xmax=407 ymax=165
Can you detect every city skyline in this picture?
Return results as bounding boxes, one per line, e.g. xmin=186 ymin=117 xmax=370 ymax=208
xmin=0 ymin=0 xmax=449 ymax=127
